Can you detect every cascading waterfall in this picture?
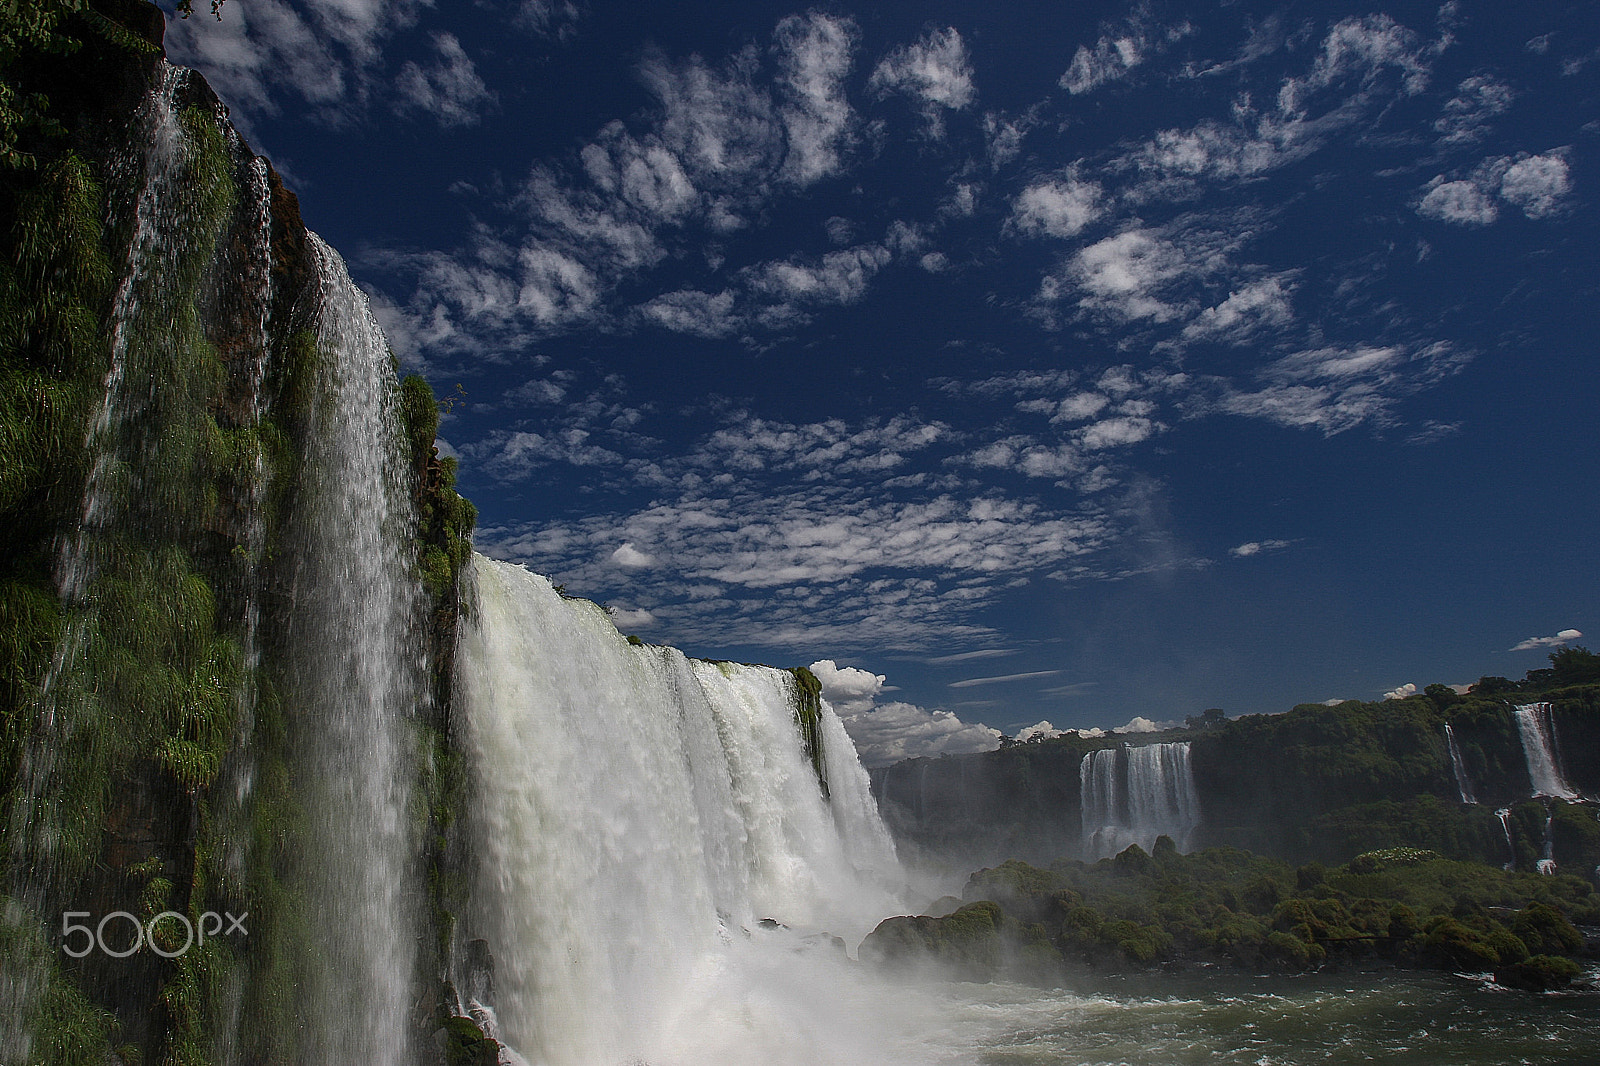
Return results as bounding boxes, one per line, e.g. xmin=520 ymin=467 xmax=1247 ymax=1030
xmin=1443 ymin=723 xmax=1477 ymax=804
xmin=1496 ymin=808 xmax=1516 ymax=871
xmin=457 ymin=556 xmax=905 ymax=1066
xmin=1080 ymin=742 xmax=1201 ymax=861
xmin=274 ymin=233 xmax=428 ymax=1065
xmin=1513 ymin=703 xmax=1578 ymax=799
xmin=1 ymin=65 xmax=192 ymax=1062
xmin=1537 ymin=813 xmax=1558 ymax=876
xmin=0 ymin=53 xmax=428 ymax=1059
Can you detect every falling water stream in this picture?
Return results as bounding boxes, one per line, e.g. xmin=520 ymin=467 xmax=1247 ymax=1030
xmin=1079 ymin=742 xmax=1202 ymax=860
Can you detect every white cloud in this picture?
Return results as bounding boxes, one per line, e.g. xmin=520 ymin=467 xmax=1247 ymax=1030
xmin=1418 ymin=150 xmax=1572 ymax=225
xmin=517 ymin=0 xmax=580 ymax=37
xmin=1417 ymin=179 xmax=1498 ymax=224
xmin=637 ymin=289 xmax=739 ymax=338
xmin=749 ymin=243 xmax=893 ymax=305
xmin=1229 ymin=539 xmax=1289 ymax=558
xmin=772 ymin=13 xmax=859 ymax=184
xmin=1278 ymin=14 xmax=1430 ymax=116
xmin=610 ymin=542 xmax=657 ymax=569
xmin=1219 ymin=342 xmax=1466 ymax=435
xmin=1433 ymin=74 xmax=1514 ymax=145
xmin=838 ymin=700 xmax=1002 ymax=767
xmin=1180 ymin=276 xmax=1295 ymax=344
xmin=1015 ymin=721 xmax=1064 ymax=742
xmin=1112 ymin=716 xmax=1174 ymax=733
xmin=809 ymin=659 xmax=886 ymax=716
xmin=165 ymin=0 xmax=431 ymax=127
xmin=1511 ymin=629 xmax=1582 ymax=652
xmin=1056 ymin=229 xmax=1189 ymax=323
xmin=1383 ymin=682 xmax=1418 ymax=701
xmin=394 ymin=32 xmax=495 ymax=127
xmin=948 ymin=670 xmax=1062 ymax=689
xmin=1498 ymin=152 xmax=1572 ymax=219
xmin=812 ymin=660 xmax=999 ymax=766
xmin=609 ymin=606 xmax=657 ymax=629
xmin=1009 ymin=177 xmax=1104 ymax=238
xmin=868 ymin=27 xmax=976 ymax=136
xmin=1058 ymin=16 xmax=1191 ymax=95
xmin=926 ymin=648 xmax=1018 ymax=665
xmin=1115 ymin=15 xmax=1433 ymax=202
xmin=1061 ymin=35 xmax=1143 ymax=95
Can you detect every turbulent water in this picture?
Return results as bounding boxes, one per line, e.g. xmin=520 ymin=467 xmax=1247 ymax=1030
xmin=456 ymin=555 xmax=904 ymax=1066
xmin=1080 ymin=742 xmax=1202 ymax=860
xmin=915 ymin=968 xmax=1600 ymax=1065
xmin=1514 ymin=703 xmax=1579 ymax=800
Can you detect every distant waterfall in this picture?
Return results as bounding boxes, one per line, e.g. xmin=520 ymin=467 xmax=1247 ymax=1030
xmin=1444 ymin=723 xmax=1477 ymax=804
xmin=1537 ymin=813 xmax=1558 ymax=876
xmin=457 ymin=556 xmax=902 ymax=1066
xmin=1513 ymin=703 xmax=1578 ymax=799
xmin=1495 ymin=808 xmax=1516 ymax=871
xmin=1080 ymin=742 xmax=1201 ymax=860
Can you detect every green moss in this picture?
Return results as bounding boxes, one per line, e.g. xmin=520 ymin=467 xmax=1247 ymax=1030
xmin=788 ymin=666 xmax=828 ymax=799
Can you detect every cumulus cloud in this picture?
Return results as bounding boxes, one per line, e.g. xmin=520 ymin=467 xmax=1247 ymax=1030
xmin=1383 ymin=682 xmax=1418 ymax=701
xmin=869 ymin=27 xmax=976 ymax=136
xmin=1180 ymin=276 xmax=1295 ymax=345
xmin=1112 ymin=716 xmax=1173 ymax=733
xmin=1511 ymin=629 xmax=1582 ymax=651
xmin=610 ymin=542 xmax=657 ymax=569
xmin=1498 ymin=153 xmax=1573 ymax=218
xmin=1051 ymin=228 xmax=1190 ymax=323
xmin=609 ymin=606 xmax=657 ymax=629
xmin=165 ymin=0 xmax=431 ymax=128
xmin=1061 ymin=34 xmax=1144 ymax=95
xmin=375 ymin=13 xmax=870 ymax=357
xmin=394 ymin=32 xmax=495 ymax=127
xmin=1418 ymin=150 xmax=1572 ymax=225
xmin=812 ymin=660 xmax=999 ymax=766
xmin=1015 ymin=721 xmax=1065 ymax=742
xmin=809 ymin=659 xmax=886 ymax=715
xmin=1417 ymin=179 xmax=1498 ymax=224
xmin=1009 ymin=177 xmax=1104 ymax=238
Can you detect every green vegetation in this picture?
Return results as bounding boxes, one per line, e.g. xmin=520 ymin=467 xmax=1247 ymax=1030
xmin=789 ymin=665 xmax=828 ymax=799
xmin=865 ymin=843 xmax=1596 ymax=989
xmin=0 ymin=14 xmax=482 ymax=1063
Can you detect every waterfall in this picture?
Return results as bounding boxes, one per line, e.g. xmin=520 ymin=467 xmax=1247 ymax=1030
xmin=457 ymin=556 xmax=904 ymax=1066
xmin=1 ymin=65 xmax=193 ymax=1063
xmin=1496 ymin=808 xmax=1516 ymax=871
xmin=1080 ymin=742 xmax=1201 ymax=860
xmin=1444 ymin=723 xmax=1477 ymax=804
xmin=0 ymin=58 xmax=428 ymax=1061
xmin=1536 ymin=813 xmax=1558 ymax=876
xmin=272 ymin=233 xmax=428 ymax=1064
xmin=1513 ymin=703 xmax=1578 ymax=799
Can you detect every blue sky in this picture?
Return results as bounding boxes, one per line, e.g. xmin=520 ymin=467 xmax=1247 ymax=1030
xmin=165 ymin=0 xmax=1597 ymax=764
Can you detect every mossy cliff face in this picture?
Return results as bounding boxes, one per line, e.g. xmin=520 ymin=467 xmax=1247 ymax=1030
xmin=0 ymin=4 xmax=476 ymax=1063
